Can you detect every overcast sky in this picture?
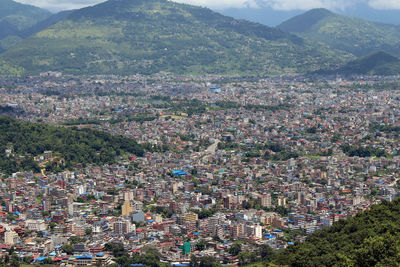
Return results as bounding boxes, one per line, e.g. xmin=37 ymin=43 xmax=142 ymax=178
xmin=14 ymin=0 xmax=400 ymax=12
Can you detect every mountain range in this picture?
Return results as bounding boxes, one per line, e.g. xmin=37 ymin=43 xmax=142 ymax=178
xmin=0 ymin=0 xmax=353 ymax=76
xmin=219 ymin=4 xmax=400 ymax=27
xmin=318 ymin=51 xmax=400 ymax=76
xmin=0 ymin=0 xmax=400 ymax=76
xmin=0 ymin=0 xmax=51 ymax=52
xmin=278 ymin=8 xmax=400 ymax=57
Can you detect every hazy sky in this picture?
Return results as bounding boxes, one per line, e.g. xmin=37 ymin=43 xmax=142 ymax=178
xmin=14 ymin=0 xmax=400 ymax=12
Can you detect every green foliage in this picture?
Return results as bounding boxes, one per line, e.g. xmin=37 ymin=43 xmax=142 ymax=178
xmin=0 ymin=0 xmax=352 ymax=76
xmin=191 ymin=255 xmax=221 ymax=267
xmin=238 ymin=250 xmax=258 ymax=266
xmin=105 ymin=242 xmax=129 ymax=258
xmin=340 ymin=144 xmax=386 ymax=158
xmin=0 ymin=0 xmax=51 ymax=52
xmin=279 ymin=8 xmax=400 ymax=58
xmin=192 ymin=208 xmax=218 ymax=219
xmin=271 ymin=199 xmax=400 ymax=266
xmin=229 ymin=243 xmax=242 ymax=256
xmin=61 ymin=244 xmax=74 ymax=255
xmin=195 ymin=240 xmax=207 ymax=251
xmin=150 ymin=206 xmax=173 ymax=218
xmin=0 ymin=59 xmax=24 ymax=77
xmin=259 ymin=244 xmax=274 ymax=261
xmin=0 ymin=116 xmax=144 ymax=175
xmin=263 ymin=150 xmax=299 ymax=161
xmin=106 ymin=243 xmax=167 ymax=267
xmin=325 ymin=51 xmax=400 ymax=76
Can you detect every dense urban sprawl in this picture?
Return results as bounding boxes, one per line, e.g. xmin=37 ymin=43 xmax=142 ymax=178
xmin=0 ymin=73 xmax=400 ymax=266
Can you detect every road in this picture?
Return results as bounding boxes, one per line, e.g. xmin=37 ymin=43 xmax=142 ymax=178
xmin=206 ymin=139 xmax=220 ymax=154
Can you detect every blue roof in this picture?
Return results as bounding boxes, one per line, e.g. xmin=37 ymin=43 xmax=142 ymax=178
xmin=77 ymin=255 xmax=93 ymax=259
xmin=173 ymin=170 xmax=187 ymax=176
xmin=96 ymin=253 xmax=105 ymax=256
xmin=131 ymin=264 xmax=145 ymax=267
xmin=35 ymin=257 xmax=47 ymax=261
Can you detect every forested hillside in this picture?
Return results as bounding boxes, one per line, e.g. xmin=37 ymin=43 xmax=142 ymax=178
xmin=278 ymin=8 xmax=400 ymax=57
xmin=0 ymin=0 xmax=353 ymax=76
xmin=270 ymin=199 xmax=400 ymax=266
xmin=0 ymin=116 xmax=144 ymax=175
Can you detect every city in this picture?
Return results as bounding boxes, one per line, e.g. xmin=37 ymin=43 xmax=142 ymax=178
xmin=0 ymin=73 xmax=399 ymax=266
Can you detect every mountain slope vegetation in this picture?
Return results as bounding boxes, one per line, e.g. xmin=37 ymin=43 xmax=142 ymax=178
xmin=0 ymin=0 xmax=51 ymax=51
xmin=0 ymin=0 xmax=353 ymax=76
xmin=318 ymin=51 xmax=400 ymax=76
xmin=278 ymin=8 xmax=400 ymax=57
xmin=0 ymin=116 xmax=144 ymax=175
xmin=271 ymin=199 xmax=400 ymax=266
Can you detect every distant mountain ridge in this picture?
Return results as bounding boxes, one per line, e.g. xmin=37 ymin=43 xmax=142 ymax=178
xmin=0 ymin=0 xmax=353 ymax=76
xmin=317 ymin=51 xmax=400 ymax=76
xmin=278 ymin=8 xmax=334 ymax=33
xmin=0 ymin=0 xmax=51 ymax=51
xmin=20 ymin=10 xmax=74 ymax=39
xmin=278 ymin=8 xmax=400 ymax=57
xmin=219 ymin=3 xmax=400 ymax=27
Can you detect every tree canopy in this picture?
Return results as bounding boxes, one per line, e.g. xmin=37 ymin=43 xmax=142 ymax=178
xmin=0 ymin=116 xmax=144 ymax=175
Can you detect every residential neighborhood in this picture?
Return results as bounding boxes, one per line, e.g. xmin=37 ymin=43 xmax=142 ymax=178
xmin=0 ymin=73 xmax=399 ymax=266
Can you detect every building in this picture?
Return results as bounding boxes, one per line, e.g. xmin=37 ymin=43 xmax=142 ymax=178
xmin=5 ymin=230 xmax=18 ymax=245
xmin=122 ymin=201 xmax=133 ymax=217
xmin=113 ymin=220 xmax=135 ymax=235
xmin=25 ymin=219 xmax=47 ymax=231
xmin=260 ymin=193 xmax=272 ymax=208
xmin=184 ymin=212 xmax=198 ymax=223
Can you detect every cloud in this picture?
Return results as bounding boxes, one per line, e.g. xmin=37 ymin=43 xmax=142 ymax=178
xmin=253 ymin=0 xmax=358 ymax=10
xmin=15 ymin=0 xmax=105 ymax=12
xmin=173 ymin=0 xmax=259 ymax=9
xmin=368 ymin=0 xmax=400 ymax=9
xmin=14 ymin=0 xmax=400 ymax=12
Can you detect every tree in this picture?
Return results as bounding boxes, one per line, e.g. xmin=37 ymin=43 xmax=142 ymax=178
xmin=196 ymin=240 xmax=207 ymax=251
xmin=191 ymin=256 xmax=221 ymax=267
xmin=260 ymin=244 xmax=274 ymax=261
xmin=228 ymin=243 xmax=242 ymax=256
xmin=62 ymin=244 xmax=74 ymax=255
xmin=238 ymin=251 xmax=257 ymax=266
xmin=9 ymin=254 xmax=19 ymax=267
xmin=85 ymin=228 xmax=93 ymax=236
xmin=141 ymin=246 xmax=162 ymax=260
xmin=104 ymin=242 xmax=128 ymax=258
xmin=49 ymin=221 xmax=56 ymax=230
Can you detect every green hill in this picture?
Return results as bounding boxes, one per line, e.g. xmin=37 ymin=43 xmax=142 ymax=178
xmin=20 ymin=10 xmax=74 ymax=39
xmin=319 ymin=51 xmax=400 ymax=76
xmin=0 ymin=0 xmax=51 ymax=51
xmin=278 ymin=8 xmax=400 ymax=57
xmin=270 ymin=199 xmax=400 ymax=266
xmin=0 ymin=0 xmax=353 ymax=76
xmin=0 ymin=116 xmax=144 ymax=175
